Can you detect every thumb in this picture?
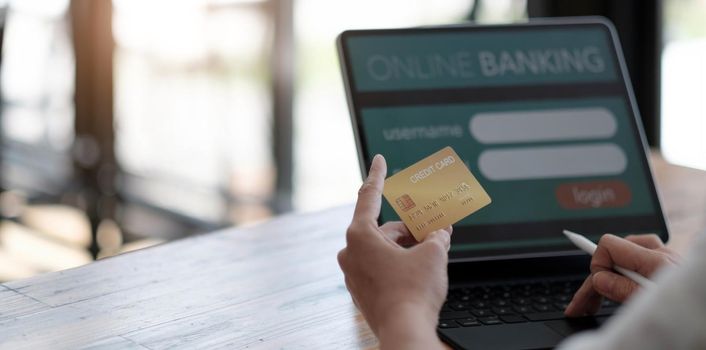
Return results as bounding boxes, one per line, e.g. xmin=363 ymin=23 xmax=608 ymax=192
xmin=592 ymin=270 xmax=640 ymax=302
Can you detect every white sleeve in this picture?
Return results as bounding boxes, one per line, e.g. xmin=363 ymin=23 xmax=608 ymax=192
xmin=558 ymin=232 xmax=706 ymax=350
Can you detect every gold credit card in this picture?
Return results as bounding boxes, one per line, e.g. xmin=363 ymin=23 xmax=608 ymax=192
xmin=383 ymin=146 xmax=491 ymax=241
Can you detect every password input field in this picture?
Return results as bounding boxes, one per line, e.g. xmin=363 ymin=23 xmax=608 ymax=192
xmin=478 ymin=143 xmax=627 ymax=181
xmin=470 ymin=107 xmax=617 ymax=144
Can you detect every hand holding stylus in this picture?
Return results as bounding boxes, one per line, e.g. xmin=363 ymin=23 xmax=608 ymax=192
xmin=563 ymin=230 xmax=655 ymax=287
xmin=563 ymin=231 xmax=680 ymax=317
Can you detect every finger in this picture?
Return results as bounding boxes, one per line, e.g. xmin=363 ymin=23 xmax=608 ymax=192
xmin=383 ymin=225 xmax=455 ymax=250
xmin=337 ymin=249 xmax=347 ymax=270
xmin=657 ymin=247 xmax=682 ymax=264
xmin=592 ymin=270 xmax=640 ymax=302
xmin=624 ymin=234 xmax=664 ymax=249
xmin=565 ymin=276 xmax=603 ymax=317
xmin=419 ymin=229 xmax=452 ymax=254
xmin=592 ymin=234 xmax=671 ymax=277
xmin=379 ymin=222 xmax=417 ymax=246
xmin=344 ymin=276 xmax=359 ymax=308
xmin=352 ymin=155 xmax=387 ymax=226
xmin=622 ymin=234 xmax=681 ymax=264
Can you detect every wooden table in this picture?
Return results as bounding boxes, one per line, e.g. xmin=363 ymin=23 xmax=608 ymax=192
xmin=1 ymin=154 xmax=705 ymax=349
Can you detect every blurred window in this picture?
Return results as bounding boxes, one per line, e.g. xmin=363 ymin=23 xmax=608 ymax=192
xmin=661 ymin=0 xmax=706 ymax=170
xmin=1 ymin=0 xmax=74 ymax=195
xmin=113 ymin=0 xmax=275 ymax=224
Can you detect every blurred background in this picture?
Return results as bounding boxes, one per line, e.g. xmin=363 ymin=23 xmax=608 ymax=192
xmin=0 ymin=0 xmax=704 ymax=282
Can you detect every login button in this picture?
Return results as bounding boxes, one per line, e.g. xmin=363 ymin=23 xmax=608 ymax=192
xmin=556 ymin=180 xmax=632 ymax=209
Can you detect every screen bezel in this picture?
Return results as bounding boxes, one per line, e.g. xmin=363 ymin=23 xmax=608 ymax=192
xmin=336 ymin=17 xmax=669 ymax=263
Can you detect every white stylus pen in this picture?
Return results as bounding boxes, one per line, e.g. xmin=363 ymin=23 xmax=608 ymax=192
xmin=563 ymin=230 xmax=655 ymax=288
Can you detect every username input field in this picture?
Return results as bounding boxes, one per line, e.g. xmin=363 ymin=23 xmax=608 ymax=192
xmin=470 ymin=107 xmax=617 ymax=144
xmin=478 ymin=143 xmax=627 ymax=181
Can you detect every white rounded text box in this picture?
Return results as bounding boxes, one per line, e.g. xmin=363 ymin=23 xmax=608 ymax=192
xmin=470 ymin=107 xmax=617 ymax=144
xmin=478 ymin=143 xmax=627 ymax=181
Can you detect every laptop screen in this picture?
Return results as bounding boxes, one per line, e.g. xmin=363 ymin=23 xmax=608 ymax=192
xmin=338 ymin=19 xmax=668 ymax=262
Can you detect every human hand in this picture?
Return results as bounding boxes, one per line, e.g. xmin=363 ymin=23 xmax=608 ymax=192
xmin=565 ymin=234 xmax=680 ymax=317
xmin=337 ymin=154 xmax=452 ymax=350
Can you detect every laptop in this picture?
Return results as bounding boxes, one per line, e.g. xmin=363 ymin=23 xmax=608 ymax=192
xmin=337 ymin=17 xmax=669 ymax=349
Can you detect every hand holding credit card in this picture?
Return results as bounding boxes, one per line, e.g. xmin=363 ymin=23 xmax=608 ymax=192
xmin=383 ymin=147 xmax=492 ymax=241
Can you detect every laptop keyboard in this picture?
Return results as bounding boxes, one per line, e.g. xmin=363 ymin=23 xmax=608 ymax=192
xmin=438 ymin=278 xmax=619 ymax=328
